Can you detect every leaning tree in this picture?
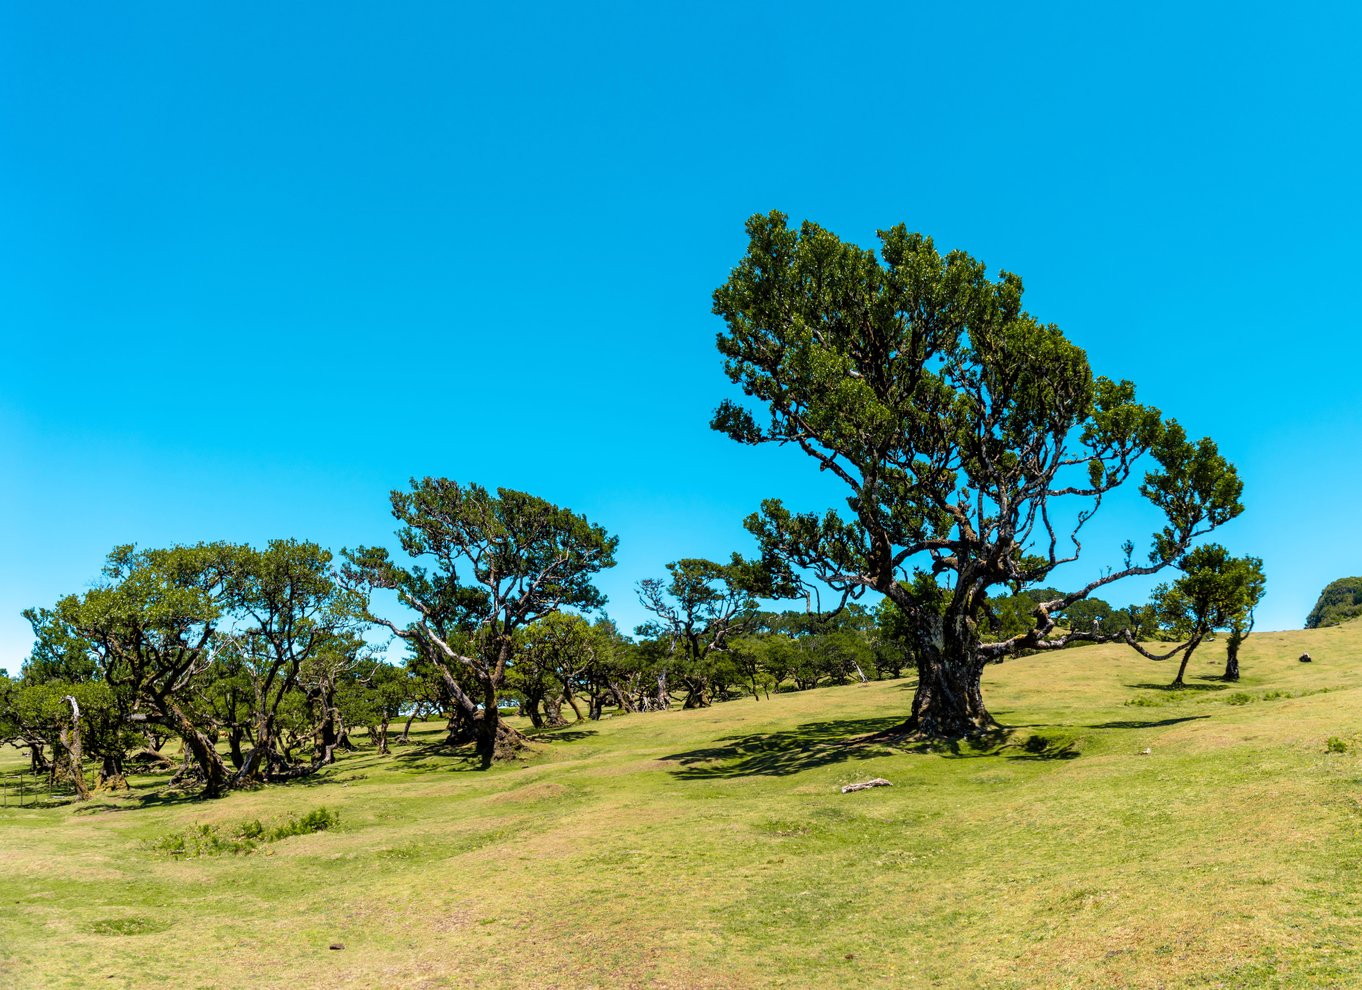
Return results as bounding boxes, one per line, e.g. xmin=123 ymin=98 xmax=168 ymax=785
xmin=711 ymin=211 xmax=1245 ymax=738
xmin=343 ymin=479 xmax=617 ymax=768
xmin=1126 ymin=545 xmax=1265 ymax=686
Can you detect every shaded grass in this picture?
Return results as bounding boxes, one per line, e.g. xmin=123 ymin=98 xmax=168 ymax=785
xmin=3 ymin=621 xmax=1362 ymax=987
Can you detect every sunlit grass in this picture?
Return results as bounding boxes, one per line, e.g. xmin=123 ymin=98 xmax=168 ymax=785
xmin=4 ymin=622 xmax=1362 ymax=988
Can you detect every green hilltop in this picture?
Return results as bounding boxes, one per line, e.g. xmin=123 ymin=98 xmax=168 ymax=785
xmin=1306 ymin=577 xmax=1362 ymax=629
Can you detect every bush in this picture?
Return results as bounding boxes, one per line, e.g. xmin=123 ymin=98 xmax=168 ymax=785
xmin=1327 ymin=737 xmax=1349 ymax=754
xmin=148 ymin=807 xmax=340 ymax=858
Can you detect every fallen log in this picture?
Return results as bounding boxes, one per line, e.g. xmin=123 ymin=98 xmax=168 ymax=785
xmin=841 ymin=778 xmax=892 ymax=793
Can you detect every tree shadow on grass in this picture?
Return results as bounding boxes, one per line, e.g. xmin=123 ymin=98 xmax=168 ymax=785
xmin=904 ymin=730 xmax=1081 ymax=762
xmin=134 ymin=788 xmax=223 ymax=809
xmin=1086 ymin=715 xmax=1210 ymax=730
xmin=390 ymin=743 xmax=485 ymax=772
xmin=525 ymin=727 xmax=598 ymax=743
xmin=662 ymin=717 xmax=1083 ymax=778
xmin=663 ymin=717 xmax=903 ymax=779
xmin=1126 ymin=680 xmax=1229 ymax=693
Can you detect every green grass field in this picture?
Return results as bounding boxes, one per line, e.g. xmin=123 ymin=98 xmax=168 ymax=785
xmin=5 ymin=624 xmax=1362 ymax=989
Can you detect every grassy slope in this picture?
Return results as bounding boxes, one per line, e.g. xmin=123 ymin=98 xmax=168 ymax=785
xmin=4 ymin=624 xmax=1362 ymax=989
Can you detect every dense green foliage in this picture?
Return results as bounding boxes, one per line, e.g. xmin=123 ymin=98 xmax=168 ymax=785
xmin=1130 ymin=545 xmax=1267 ymax=685
xmin=0 ymin=216 xmax=1260 ymax=810
xmin=710 ymin=211 xmax=1246 ymax=737
xmin=1305 ymin=576 xmax=1362 ymax=629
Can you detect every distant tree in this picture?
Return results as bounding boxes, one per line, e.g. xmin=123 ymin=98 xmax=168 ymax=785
xmin=711 ymin=212 xmax=1243 ymax=737
xmin=1127 ymin=545 xmax=1266 ymax=686
xmin=1305 ymin=577 xmax=1362 ymax=629
xmin=580 ymin=618 xmax=639 ymax=718
xmin=36 ymin=544 xmax=242 ymax=797
xmin=514 ymin=612 xmax=605 ymax=724
xmin=1116 ymin=602 xmax=1160 ymax=641
xmin=20 ymin=604 xmax=140 ymax=788
xmin=344 ymin=479 xmax=617 ymax=768
xmin=1221 ymin=557 xmax=1266 ymax=681
xmin=2 ymin=683 xmax=93 ymax=797
xmin=636 ymin=555 xmax=793 ymax=708
xmin=338 ymin=660 xmax=407 ymax=755
xmin=222 ymin=540 xmax=358 ymax=782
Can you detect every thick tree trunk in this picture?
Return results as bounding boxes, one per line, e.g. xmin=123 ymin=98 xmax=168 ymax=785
xmin=1223 ymin=632 xmax=1242 ymax=681
xmin=542 ymin=695 xmax=567 ymax=727
xmin=165 ymin=701 xmax=231 ymax=798
xmin=893 ymin=611 xmax=996 ymax=739
xmin=476 ymin=682 xmax=499 ymax=769
xmin=473 ymin=681 xmax=526 ymax=767
xmin=902 ymin=652 xmax=994 ymax=737
xmin=227 ymin=726 xmax=246 ymax=771
xmin=95 ymin=752 xmax=129 ymax=792
xmin=315 ymin=710 xmax=340 ymax=767
xmin=680 ymin=677 xmax=710 ymax=709
xmin=608 ymin=681 xmax=636 ymax=714
xmin=27 ymin=740 xmax=50 ymax=776
xmin=59 ymin=696 xmax=90 ymax=801
xmin=520 ymin=695 xmax=545 ymax=729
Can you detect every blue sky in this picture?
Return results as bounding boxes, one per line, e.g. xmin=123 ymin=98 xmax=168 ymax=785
xmin=2 ymin=2 xmax=1359 ymax=668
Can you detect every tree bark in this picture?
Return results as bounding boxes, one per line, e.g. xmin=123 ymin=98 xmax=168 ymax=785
xmin=227 ymin=726 xmax=246 ymax=771
xmin=59 ymin=696 xmax=91 ymax=801
xmin=542 ymin=695 xmax=567 ymax=727
xmin=95 ymin=752 xmax=129 ymax=792
xmin=607 ymin=681 xmax=636 ymax=714
xmin=164 ymin=700 xmax=231 ymax=798
xmin=27 ymin=740 xmax=50 ymax=776
xmin=400 ymin=707 xmax=421 ymax=744
xmin=473 ymin=682 xmax=527 ymax=767
xmin=1171 ymin=641 xmax=1199 ymax=687
xmin=891 ymin=610 xmax=997 ymax=739
xmin=520 ymin=695 xmax=545 ymax=729
xmin=901 ymin=652 xmax=995 ymax=737
xmin=476 ymin=681 xmax=500 ymax=769
xmin=1223 ymin=631 xmax=1242 ymax=681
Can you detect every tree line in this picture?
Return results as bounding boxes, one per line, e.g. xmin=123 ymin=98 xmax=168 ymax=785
xmin=1 ymin=212 xmax=1266 ymax=799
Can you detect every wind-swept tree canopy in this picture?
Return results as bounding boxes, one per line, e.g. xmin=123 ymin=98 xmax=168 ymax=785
xmin=1128 ymin=545 xmax=1266 ymax=686
xmin=711 ymin=211 xmax=1245 ymax=737
xmin=343 ymin=478 xmax=618 ymax=767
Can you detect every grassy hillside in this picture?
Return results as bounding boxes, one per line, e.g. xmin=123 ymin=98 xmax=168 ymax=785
xmin=5 ymin=624 xmax=1362 ymax=989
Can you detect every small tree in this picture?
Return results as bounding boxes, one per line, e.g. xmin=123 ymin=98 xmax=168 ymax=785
xmin=39 ymin=544 xmax=242 ymax=797
xmin=1222 ymin=557 xmax=1266 ymax=681
xmin=1127 ymin=545 xmax=1266 ymax=686
xmin=344 ymin=479 xmax=617 ymax=768
xmin=711 ymin=212 xmax=1244 ymax=737
xmin=222 ymin=540 xmax=357 ymax=782
xmin=636 ymin=555 xmax=793 ymax=708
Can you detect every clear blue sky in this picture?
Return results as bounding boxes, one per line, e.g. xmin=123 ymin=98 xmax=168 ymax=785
xmin=3 ymin=2 xmax=1359 ymax=669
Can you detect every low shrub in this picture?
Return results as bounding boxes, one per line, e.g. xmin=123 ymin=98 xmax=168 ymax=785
xmin=148 ymin=807 xmax=340 ymax=858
